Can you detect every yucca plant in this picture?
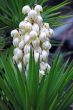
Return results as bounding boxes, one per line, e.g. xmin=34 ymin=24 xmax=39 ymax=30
xmin=0 ymin=0 xmax=72 ymax=53
xmin=0 ymin=50 xmax=73 ymax=110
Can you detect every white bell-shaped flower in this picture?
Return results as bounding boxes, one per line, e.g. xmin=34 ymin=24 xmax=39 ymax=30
xmin=39 ymin=32 xmax=47 ymax=42
xmin=34 ymin=47 xmax=42 ymax=54
xmin=13 ymin=55 xmax=19 ymax=63
xmin=19 ymin=40 xmax=24 ymax=49
xmin=44 ymin=23 xmax=49 ymax=29
xmin=28 ymin=10 xmax=37 ymax=20
xmin=39 ymin=70 xmax=45 ymax=75
xmin=34 ymin=5 xmax=43 ymax=13
xmin=22 ymin=5 xmax=31 ymax=14
xmin=32 ymin=23 xmax=39 ymax=35
xmin=41 ymin=50 xmax=48 ymax=62
xmin=49 ymin=28 xmax=54 ymax=36
xmin=40 ymin=62 xmax=47 ymax=71
xmin=17 ymin=62 xmax=22 ymax=72
xmin=36 ymin=15 xmax=43 ymax=25
xmin=14 ymin=48 xmax=23 ymax=59
xmin=30 ymin=31 xmax=37 ymax=40
xmin=23 ymin=53 xmax=30 ymax=65
xmin=24 ymin=22 xmax=32 ymax=32
xmin=34 ymin=52 xmax=39 ymax=62
xmin=24 ymin=44 xmax=31 ymax=54
xmin=24 ymin=34 xmax=30 ymax=44
xmin=32 ymin=38 xmax=40 ymax=48
xmin=42 ymin=41 xmax=51 ymax=50
xmin=19 ymin=21 xmax=26 ymax=29
xmin=46 ymin=63 xmax=51 ymax=71
xmin=11 ymin=29 xmax=19 ymax=37
xmin=13 ymin=38 xmax=20 ymax=47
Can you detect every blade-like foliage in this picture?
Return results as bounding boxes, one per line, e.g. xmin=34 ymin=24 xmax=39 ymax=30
xmin=0 ymin=0 xmax=71 ymax=31
xmin=0 ymin=51 xmax=73 ymax=110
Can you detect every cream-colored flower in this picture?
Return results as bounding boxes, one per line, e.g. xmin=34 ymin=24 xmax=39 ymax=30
xmin=32 ymin=38 xmax=40 ymax=48
xmin=19 ymin=21 xmax=26 ymax=29
xmin=24 ymin=44 xmax=31 ymax=54
xmin=34 ymin=52 xmax=39 ymax=62
xmin=24 ymin=22 xmax=32 ymax=32
xmin=34 ymin=5 xmax=43 ymax=13
xmin=28 ymin=10 xmax=37 ymax=20
xmin=23 ymin=53 xmax=30 ymax=65
xmin=17 ymin=62 xmax=22 ymax=72
xmin=42 ymin=41 xmax=51 ymax=50
xmin=49 ymin=28 xmax=54 ymax=36
xmin=32 ymin=23 xmax=39 ymax=34
xmin=13 ymin=38 xmax=20 ymax=47
xmin=19 ymin=40 xmax=25 ymax=49
xmin=41 ymin=50 xmax=48 ymax=62
xmin=22 ymin=5 xmax=31 ymax=14
xmin=30 ymin=31 xmax=37 ymax=40
xmin=39 ymin=32 xmax=47 ymax=42
xmin=34 ymin=47 xmax=42 ymax=54
xmin=11 ymin=29 xmax=19 ymax=37
xmin=24 ymin=34 xmax=30 ymax=44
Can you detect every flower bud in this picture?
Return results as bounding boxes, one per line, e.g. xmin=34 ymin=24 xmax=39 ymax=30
xmin=23 ymin=53 xmax=30 ymax=65
xmin=39 ymin=32 xmax=47 ymax=42
xmin=44 ymin=23 xmax=49 ymax=29
xmin=24 ymin=34 xmax=30 ymax=44
xmin=17 ymin=62 xmax=22 ymax=72
xmin=34 ymin=47 xmax=42 ymax=54
xmin=24 ymin=44 xmax=31 ymax=54
xmin=34 ymin=52 xmax=39 ymax=62
xmin=41 ymin=50 xmax=48 ymax=62
xmin=19 ymin=40 xmax=24 ymax=49
xmin=28 ymin=10 xmax=37 ymax=20
xmin=30 ymin=31 xmax=37 ymax=40
xmin=35 ymin=5 xmax=43 ymax=13
xmin=42 ymin=41 xmax=51 ymax=50
xmin=49 ymin=28 xmax=54 ymax=36
xmin=36 ymin=15 xmax=43 ymax=25
xmin=13 ymin=55 xmax=19 ymax=63
xmin=32 ymin=23 xmax=39 ymax=34
xmin=19 ymin=21 xmax=26 ymax=29
xmin=24 ymin=22 xmax=32 ymax=31
xmin=14 ymin=48 xmax=23 ymax=59
xmin=13 ymin=38 xmax=20 ymax=47
xmin=32 ymin=38 xmax=40 ymax=48
xmin=39 ymin=70 xmax=45 ymax=75
xmin=22 ymin=5 xmax=31 ymax=14
xmin=40 ymin=62 xmax=47 ymax=71
xmin=11 ymin=29 xmax=19 ymax=37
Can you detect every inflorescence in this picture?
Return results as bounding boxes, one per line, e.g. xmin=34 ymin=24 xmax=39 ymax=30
xmin=11 ymin=4 xmax=54 ymax=77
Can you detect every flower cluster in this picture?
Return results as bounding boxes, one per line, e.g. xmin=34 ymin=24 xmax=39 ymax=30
xmin=11 ymin=5 xmax=54 ymax=77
